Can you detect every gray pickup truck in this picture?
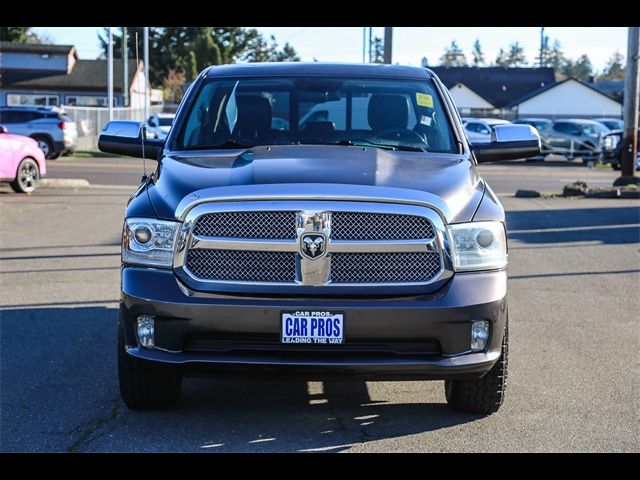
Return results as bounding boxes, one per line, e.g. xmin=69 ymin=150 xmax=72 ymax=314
xmin=99 ymin=63 xmax=540 ymax=414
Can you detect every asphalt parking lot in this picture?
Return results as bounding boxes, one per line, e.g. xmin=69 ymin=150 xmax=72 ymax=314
xmin=1 ymin=156 xmax=639 ymax=452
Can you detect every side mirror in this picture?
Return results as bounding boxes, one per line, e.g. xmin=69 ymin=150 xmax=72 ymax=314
xmin=0 ymin=125 xmax=8 ymax=134
xmin=471 ymin=124 xmax=541 ymax=163
xmin=98 ymin=120 xmax=164 ymax=159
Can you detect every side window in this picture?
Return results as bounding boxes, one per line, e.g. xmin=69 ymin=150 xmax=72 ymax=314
xmin=553 ymin=122 xmax=567 ymax=133
xmin=0 ymin=111 xmax=34 ymax=123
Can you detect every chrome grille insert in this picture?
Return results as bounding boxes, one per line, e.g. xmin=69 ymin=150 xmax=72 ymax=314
xmin=330 ymin=252 xmax=441 ymax=284
xmin=332 ymin=212 xmax=434 ymax=240
xmin=175 ymin=200 xmax=451 ymax=292
xmin=193 ymin=211 xmax=297 ymax=239
xmin=186 ymin=249 xmax=296 ymax=282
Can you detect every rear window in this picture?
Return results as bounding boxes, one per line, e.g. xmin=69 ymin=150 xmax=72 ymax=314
xmin=177 ymin=76 xmax=457 ymax=153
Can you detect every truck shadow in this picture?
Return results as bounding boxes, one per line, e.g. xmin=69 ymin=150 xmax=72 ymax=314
xmin=506 ymin=206 xmax=640 ymax=245
xmin=0 ymin=306 xmax=484 ymax=453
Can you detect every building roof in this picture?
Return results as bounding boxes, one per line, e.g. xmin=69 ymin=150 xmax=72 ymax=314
xmin=0 ymin=41 xmax=77 ymax=58
xmin=428 ymin=66 xmax=556 ymax=108
xmin=507 ymin=77 xmax=621 ymax=107
xmin=2 ymin=59 xmax=140 ymax=92
xmin=589 ymin=80 xmax=624 ymax=102
xmin=204 ymin=62 xmax=431 ymax=79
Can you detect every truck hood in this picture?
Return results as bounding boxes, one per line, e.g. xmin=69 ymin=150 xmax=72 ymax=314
xmin=146 ymin=144 xmax=484 ymax=224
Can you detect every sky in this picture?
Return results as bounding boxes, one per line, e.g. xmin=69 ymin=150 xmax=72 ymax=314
xmin=31 ymin=27 xmax=629 ymax=73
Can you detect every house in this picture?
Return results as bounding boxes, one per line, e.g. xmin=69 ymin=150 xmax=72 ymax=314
xmin=588 ymin=80 xmax=624 ymax=104
xmin=508 ymin=78 xmax=622 ymax=117
xmin=0 ymin=41 xmax=151 ymax=108
xmin=429 ymin=66 xmax=556 ymax=117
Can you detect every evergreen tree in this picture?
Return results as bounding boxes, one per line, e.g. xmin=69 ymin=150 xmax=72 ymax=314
xmin=439 ymin=40 xmax=467 ymax=67
xmin=371 ymin=37 xmax=385 ymax=63
xmin=471 ymin=39 xmax=485 ymax=66
xmin=599 ymin=51 xmax=625 ymax=80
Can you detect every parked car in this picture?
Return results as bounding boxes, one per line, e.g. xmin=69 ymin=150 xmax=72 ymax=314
xmin=512 ymin=118 xmax=554 ymax=161
xmin=594 ymin=118 xmax=624 ymax=131
xmin=601 ymin=128 xmax=640 ymax=171
xmin=0 ymin=125 xmax=46 ymax=193
xmin=513 ymin=117 xmax=553 ymax=132
xmin=540 ymin=119 xmax=610 ymax=164
xmin=98 ymin=63 xmax=541 ymax=414
xmin=146 ymin=113 xmax=175 ymax=140
xmin=0 ymin=106 xmax=77 ymax=159
xmin=462 ymin=118 xmax=511 ymax=143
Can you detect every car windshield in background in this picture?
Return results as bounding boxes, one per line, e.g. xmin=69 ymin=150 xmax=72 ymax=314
xmin=158 ymin=117 xmax=174 ymax=126
xmin=177 ymin=76 xmax=457 ymax=153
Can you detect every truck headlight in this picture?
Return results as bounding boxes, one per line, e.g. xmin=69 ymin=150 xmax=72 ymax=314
xmin=122 ymin=218 xmax=180 ymax=268
xmin=603 ymin=136 xmax=618 ymax=150
xmin=448 ymin=221 xmax=508 ymax=271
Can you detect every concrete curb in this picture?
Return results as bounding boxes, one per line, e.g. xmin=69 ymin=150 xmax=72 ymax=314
xmin=40 ymin=178 xmax=91 ymax=189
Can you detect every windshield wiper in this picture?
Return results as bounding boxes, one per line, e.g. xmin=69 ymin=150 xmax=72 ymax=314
xmin=335 ymin=139 xmax=426 ymax=152
xmin=184 ymin=140 xmax=255 ymax=150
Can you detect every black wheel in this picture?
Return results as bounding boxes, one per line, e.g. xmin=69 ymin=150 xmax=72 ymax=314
xmin=445 ymin=319 xmax=508 ymax=415
xmin=612 ymin=162 xmax=621 ymax=171
xmin=10 ymin=157 xmax=39 ymax=193
xmin=117 ymin=326 xmax=182 ymax=410
xmin=32 ymin=136 xmax=53 ymax=159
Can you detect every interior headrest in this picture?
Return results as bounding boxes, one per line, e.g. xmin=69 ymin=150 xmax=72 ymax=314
xmin=368 ymin=94 xmax=409 ymax=131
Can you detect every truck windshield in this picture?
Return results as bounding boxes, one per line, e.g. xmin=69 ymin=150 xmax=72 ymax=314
xmin=177 ymin=76 xmax=457 ymax=153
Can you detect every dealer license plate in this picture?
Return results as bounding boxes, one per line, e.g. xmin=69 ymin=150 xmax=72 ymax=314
xmin=281 ymin=311 xmax=344 ymax=344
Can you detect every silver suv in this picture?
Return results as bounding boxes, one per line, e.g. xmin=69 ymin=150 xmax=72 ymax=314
xmin=0 ymin=106 xmax=77 ymax=159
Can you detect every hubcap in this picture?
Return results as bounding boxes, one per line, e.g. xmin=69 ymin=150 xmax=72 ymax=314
xmin=19 ymin=162 xmax=38 ymax=191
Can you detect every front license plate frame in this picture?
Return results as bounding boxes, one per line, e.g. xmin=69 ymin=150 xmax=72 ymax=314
xmin=280 ymin=311 xmax=345 ymax=345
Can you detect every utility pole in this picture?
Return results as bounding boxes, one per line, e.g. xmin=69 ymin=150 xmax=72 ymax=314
xmin=362 ymin=27 xmax=366 ymax=63
xmin=143 ymin=27 xmax=149 ymax=121
xmin=383 ymin=27 xmax=393 ymax=64
xmin=614 ymin=26 xmax=639 ymax=186
xmin=122 ymin=27 xmax=129 ymax=107
xmin=539 ymin=27 xmax=545 ymax=67
xmin=107 ymin=27 xmax=113 ymax=121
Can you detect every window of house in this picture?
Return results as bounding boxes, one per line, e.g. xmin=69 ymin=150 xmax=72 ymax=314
xmin=65 ymin=96 xmax=109 ymax=107
xmin=6 ymin=94 xmax=59 ymax=107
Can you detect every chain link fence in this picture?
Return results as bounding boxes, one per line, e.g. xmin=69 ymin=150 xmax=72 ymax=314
xmin=63 ymin=105 xmax=164 ymax=151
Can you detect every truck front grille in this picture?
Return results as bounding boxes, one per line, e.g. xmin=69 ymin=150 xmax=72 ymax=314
xmin=179 ymin=201 xmax=447 ymax=291
xmin=330 ymin=252 xmax=441 ymax=283
xmin=186 ymin=249 xmax=296 ymax=282
xmin=193 ymin=211 xmax=297 ymax=239
xmin=332 ymin=212 xmax=434 ymax=240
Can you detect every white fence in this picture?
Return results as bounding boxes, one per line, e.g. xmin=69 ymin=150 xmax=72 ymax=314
xmin=63 ymin=105 xmax=164 ymax=151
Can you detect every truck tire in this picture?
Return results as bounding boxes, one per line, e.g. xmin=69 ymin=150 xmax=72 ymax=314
xmin=117 ymin=326 xmax=182 ymax=410
xmin=445 ymin=319 xmax=508 ymax=415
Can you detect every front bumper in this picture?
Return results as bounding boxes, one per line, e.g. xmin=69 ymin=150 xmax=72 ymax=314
xmin=120 ymin=267 xmax=508 ymax=380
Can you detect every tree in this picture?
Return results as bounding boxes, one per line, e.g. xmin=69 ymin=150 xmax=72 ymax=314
xmin=471 ymin=39 xmax=485 ymax=66
xmin=439 ymin=40 xmax=467 ymax=67
xmin=599 ymin=51 xmax=625 ymax=80
xmin=1 ymin=27 xmax=47 ymax=44
xmin=495 ymin=48 xmax=509 ymax=67
xmin=242 ymin=34 xmax=300 ymax=63
xmin=99 ymin=27 xmax=300 ymax=87
xmin=562 ymin=54 xmax=593 ymax=81
xmin=496 ymin=42 xmax=527 ymax=68
xmin=541 ymin=39 xmax=565 ymax=71
xmin=162 ymin=69 xmax=187 ymax=103
xmin=371 ymin=37 xmax=385 ymax=63
xmin=506 ymin=42 xmax=527 ymax=67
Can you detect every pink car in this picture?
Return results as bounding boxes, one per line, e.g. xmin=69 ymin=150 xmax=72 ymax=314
xmin=0 ymin=125 xmax=46 ymax=193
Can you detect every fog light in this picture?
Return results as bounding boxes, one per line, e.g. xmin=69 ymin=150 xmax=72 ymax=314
xmin=471 ymin=320 xmax=490 ymax=352
xmin=136 ymin=315 xmax=155 ymax=348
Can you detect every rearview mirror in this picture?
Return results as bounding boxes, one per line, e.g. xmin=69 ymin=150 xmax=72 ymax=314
xmin=471 ymin=124 xmax=541 ymax=163
xmin=98 ymin=120 xmax=164 ymax=159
